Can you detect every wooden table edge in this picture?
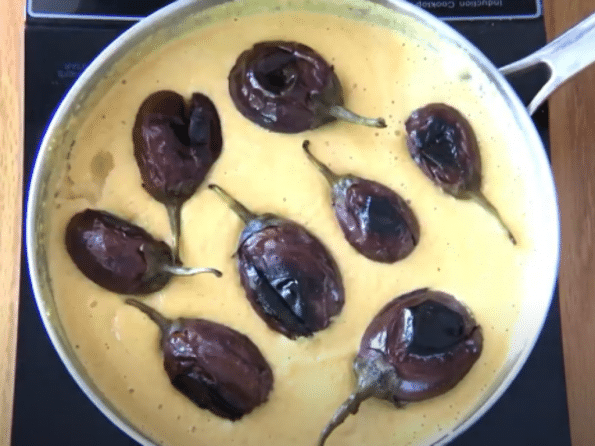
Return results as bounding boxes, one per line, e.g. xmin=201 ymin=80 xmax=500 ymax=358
xmin=0 ymin=0 xmax=25 ymax=444
xmin=543 ymin=1 xmax=595 ymax=445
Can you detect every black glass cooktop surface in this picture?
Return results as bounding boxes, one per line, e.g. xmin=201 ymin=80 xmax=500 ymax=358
xmin=28 ymin=0 xmax=541 ymax=20
xmin=15 ymin=1 xmax=568 ymax=445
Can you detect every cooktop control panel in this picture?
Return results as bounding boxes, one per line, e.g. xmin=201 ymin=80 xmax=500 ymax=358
xmin=28 ymin=0 xmax=540 ymax=21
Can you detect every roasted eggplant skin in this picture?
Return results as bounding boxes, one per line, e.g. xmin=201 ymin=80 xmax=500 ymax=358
xmin=358 ymin=288 xmax=483 ymax=402
xmin=65 ymin=209 xmax=173 ymax=294
xmin=228 ymin=41 xmax=343 ymax=133
xmin=333 ymin=177 xmax=420 ymax=263
xmin=405 ymin=103 xmax=481 ymax=198
xmin=133 ymin=90 xmax=222 ymax=204
xmin=405 ymin=103 xmax=517 ymax=244
xmin=162 ymin=317 xmax=274 ymax=421
xmin=237 ymin=215 xmax=345 ymax=339
xmin=317 ymin=288 xmax=482 ymax=446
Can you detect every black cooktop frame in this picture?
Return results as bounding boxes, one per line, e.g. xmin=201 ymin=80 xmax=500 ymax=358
xmin=14 ymin=3 xmax=568 ymax=445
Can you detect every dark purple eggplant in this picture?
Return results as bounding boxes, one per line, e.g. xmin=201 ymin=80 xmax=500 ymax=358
xmin=133 ymin=90 xmax=223 ymax=258
xmin=65 ymin=209 xmax=221 ymax=295
xmin=125 ymin=299 xmax=273 ymax=420
xmin=228 ymin=41 xmax=386 ymax=133
xmin=405 ymin=103 xmax=516 ymax=244
xmin=208 ymin=184 xmax=344 ymax=339
xmin=318 ymin=288 xmax=482 ymax=446
xmin=303 ymin=140 xmax=419 ymax=263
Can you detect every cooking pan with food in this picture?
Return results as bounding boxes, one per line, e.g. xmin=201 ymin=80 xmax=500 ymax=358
xmin=26 ymin=0 xmax=594 ymax=445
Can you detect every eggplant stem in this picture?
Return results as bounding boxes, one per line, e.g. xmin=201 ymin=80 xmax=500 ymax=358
xmin=469 ymin=190 xmax=517 ymax=245
xmin=319 ymin=354 xmax=403 ymax=446
xmin=328 ymin=105 xmax=386 ymax=129
xmin=125 ymin=299 xmax=171 ymax=333
xmin=161 ymin=264 xmax=222 ymax=277
xmin=166 ymin=203 xmax=182 ymax=261
xmin=318 ymin=385 xmax=375 ymax=446
xmin=208 ymin=184 xmax=256 ymax=224
xmin=302 ymin=140 xmax=341 ymax=185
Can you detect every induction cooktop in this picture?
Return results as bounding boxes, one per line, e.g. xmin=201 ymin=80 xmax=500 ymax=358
xmin=14 ymin=1 xmax=568 ymax=445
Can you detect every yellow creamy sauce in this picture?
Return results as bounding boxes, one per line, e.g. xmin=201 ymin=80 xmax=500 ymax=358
xmin=48 ymin=9 xmax=539 ymax=446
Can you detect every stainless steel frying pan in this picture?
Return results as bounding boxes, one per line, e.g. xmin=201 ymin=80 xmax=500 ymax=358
xmin=26 ymin=0 xmax=595 ymax=444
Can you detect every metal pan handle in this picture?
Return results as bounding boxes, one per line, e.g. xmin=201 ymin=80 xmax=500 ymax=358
xmin=499 ymin=12 xmax=595 ymax=115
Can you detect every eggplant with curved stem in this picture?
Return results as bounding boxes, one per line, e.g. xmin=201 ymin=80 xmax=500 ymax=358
xmin=318 ymin=288 xmax=482 ymax=446
xmin=405 ymin=103 xmax=516 ymax=244
xmin=228 ymin=41 xmax=386 ymax=133
xmin=208 ymin=183 xmax=344 ymax=339
xmin=65 ymin=209 xmax=221 ymax=295
xmin=125 ymin=299 xmax=273 ymax=420
xmin=303 ymin=140 xmax=419 ymax=263
xmin=133 ymin=90 xmax=223 ymax=259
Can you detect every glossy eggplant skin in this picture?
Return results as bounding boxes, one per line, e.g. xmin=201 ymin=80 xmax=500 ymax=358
xmin=333 ymin=177 xmax=420 ymax=263
xmin=228 ymin=41 xmax=343 ymax=133
xmin=405 ymin=103 xmax=481 ymax=198
xmin=237 ymin=215 xmax=345 ymax=339
xmin=65 ymin=209 xmax=173 ymax=294
xmin=358 ymin=288 xmax=482 ymax=402
xmin=132 ymin=90 xmax=222 ymax=204
xmin=161 ymin=317 xmax=274 ymax=421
